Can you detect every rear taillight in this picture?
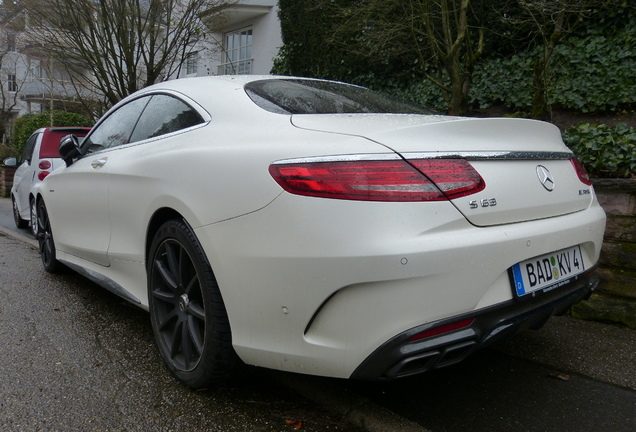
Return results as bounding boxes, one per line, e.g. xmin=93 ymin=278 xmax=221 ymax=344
xmin=38 ymin=161 xmax=52 ymax=181
xmin=38 ymin=171 xmax=50 ymax=181
xmin=570 ymin=158 xmax=592 ymax=186
xmin=409 ymin=159 xmax=485 ymax=199
xmin=269 ymin=158 xmax=484 ymax=202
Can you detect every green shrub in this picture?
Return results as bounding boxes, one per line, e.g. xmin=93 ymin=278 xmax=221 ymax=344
xmin=0 ymin=143 xmax=18 ymax=161
xmin=12 ymin=111 xmax=92 ymax=154
xmin=563 ymin=123 xmax=636 ymax=178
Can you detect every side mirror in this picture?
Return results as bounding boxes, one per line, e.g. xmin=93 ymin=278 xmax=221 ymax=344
xmin=59 ymin=134 xmax=81 ymax=167
xmin=3 ymin=157 xmax=18 ymax=167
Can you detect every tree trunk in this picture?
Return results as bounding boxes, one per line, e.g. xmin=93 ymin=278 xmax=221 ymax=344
xmin=531 ymin=56 xmax=549 ymax=120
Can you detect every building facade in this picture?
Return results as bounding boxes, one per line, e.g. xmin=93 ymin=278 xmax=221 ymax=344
xmin=177 ymin=0 xmax=281 ymax=79
xmin=0 ymin=0 xmax=282 ymax=142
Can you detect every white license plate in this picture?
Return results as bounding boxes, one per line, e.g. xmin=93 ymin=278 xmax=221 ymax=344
xmin=511 ymin=245 xmax=586 ymax=297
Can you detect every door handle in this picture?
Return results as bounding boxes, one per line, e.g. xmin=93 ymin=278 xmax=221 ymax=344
xmin=91 ymin=158 xmax=108 ymax=169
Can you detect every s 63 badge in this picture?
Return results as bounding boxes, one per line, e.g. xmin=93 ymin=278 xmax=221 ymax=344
xmin=469 ymin=198 xmax=497 ymax=209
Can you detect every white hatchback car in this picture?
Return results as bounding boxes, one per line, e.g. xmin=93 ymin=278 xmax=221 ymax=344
xmin=4 ymin=127 xmax=90 ymax=236
xmin=35 ymin=76 xmax=606 ymax=388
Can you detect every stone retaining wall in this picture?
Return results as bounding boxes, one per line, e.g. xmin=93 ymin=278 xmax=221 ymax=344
xmin=571 ymin=178 xmax=636 ymax=328
xmin=1 ymin=166 xmax=16 ymax=198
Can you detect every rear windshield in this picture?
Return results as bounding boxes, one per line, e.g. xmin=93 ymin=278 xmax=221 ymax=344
xmin=245 ymin=79 xmax=430 ymax=115
xmin=40 ymin=129 xmax=90 ymax=158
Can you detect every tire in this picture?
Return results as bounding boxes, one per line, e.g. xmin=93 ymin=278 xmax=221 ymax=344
xmin=37 ymin=199 xmax=61 ymax=273
xmin=12 ymin=196 xmax=28 ymax=229
xmin=30 ymin=197 xmax=38 ymax=238
xmin=148 ymin=219 xmax=242 ymax=388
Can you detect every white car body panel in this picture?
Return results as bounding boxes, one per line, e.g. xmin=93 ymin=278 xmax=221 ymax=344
xmin=12 ymin=161 xmax=34 ymax=218
xmin=44 ymin=153 xmax=111 ymax=265
xmin=36 ymin=76 xmax=606 ymax=380
xmin=451 ymin=159 xmax=592 ymax=225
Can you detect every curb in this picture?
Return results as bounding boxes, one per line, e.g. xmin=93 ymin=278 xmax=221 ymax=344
xmin=0 ymin=224 xmax=38 ymax=249
xmin=270 ymin=372 xmax=431 ymax=432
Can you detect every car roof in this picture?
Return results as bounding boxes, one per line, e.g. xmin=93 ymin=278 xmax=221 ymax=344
xmin=123 ymin=75 xmax=350 ymax=119
xmin=34 ymin=126 xmax=92 ymax=134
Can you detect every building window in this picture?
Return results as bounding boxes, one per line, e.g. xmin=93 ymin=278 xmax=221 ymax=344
xmin=219 ymin=28 xmax=253 ymax=75
xmin=186 ymin=51 xmax=198 ymax=75
xmin=7 ymin=74 xmax=17 ymax=92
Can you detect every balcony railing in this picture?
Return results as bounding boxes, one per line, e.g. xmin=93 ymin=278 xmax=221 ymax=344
xmin=217 ymin=58 xmax=253 ymax=75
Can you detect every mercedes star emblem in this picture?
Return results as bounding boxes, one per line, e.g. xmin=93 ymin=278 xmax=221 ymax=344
xmin=536 ymin=165 xmax=555 ymax=191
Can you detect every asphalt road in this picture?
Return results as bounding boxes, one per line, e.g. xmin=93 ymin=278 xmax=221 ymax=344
xmin=0 ymin=196 xmax=634 ymax=432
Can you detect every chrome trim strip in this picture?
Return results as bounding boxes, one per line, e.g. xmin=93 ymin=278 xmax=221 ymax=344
xmin=271 ymin=151 xmax=573 ymax=165
xmin=272 ymin=153 xmax=402 ymax=165
xmin=402 ymin=151 xmax=574 ymax=161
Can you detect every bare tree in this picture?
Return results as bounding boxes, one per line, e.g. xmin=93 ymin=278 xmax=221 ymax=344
xmin=334 ymin=0 xmax=485 ymax=115
xmin=22 ymin=0 xmax=234 ymax=108
xmin=504 ymin=0 xmax=605 ymax=120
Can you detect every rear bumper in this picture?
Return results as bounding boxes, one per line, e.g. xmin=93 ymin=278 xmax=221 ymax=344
xmin=351 ymin=267 xmax=599 ymax=380
xmin=199 ymin=191 xmax=605 ymax=379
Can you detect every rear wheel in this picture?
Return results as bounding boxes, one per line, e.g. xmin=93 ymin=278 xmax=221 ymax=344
xmin=30 ymin=197 xmax=38 ymax=238
xmin=37 ymin=199 xmax=61 ymax=273
xmin=12 ymin=196 xmax=28 ymax=229
xmin=148 ymin=219 xmax=242 ymax=388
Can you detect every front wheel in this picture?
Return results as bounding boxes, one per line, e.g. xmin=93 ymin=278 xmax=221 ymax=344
xmin=37 ymin=199 xmax=61 ymax=273
xmin=148 ymin=219 xmax=242 ymax=388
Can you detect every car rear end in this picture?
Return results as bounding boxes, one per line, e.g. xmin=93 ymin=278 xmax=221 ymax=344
xmin=186 ymin=78 xmax=606 ymax=380
xmin=36 ymin=127 xmax=91 ymax=181
xmin=211 ymin=113 xmax=605 ymax=380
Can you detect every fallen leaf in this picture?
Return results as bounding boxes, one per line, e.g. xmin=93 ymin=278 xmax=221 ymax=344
xmin=549 ymin=371 xmax=571 ymax=381
xmin=285 ymin=419 xmax=303 ymax=430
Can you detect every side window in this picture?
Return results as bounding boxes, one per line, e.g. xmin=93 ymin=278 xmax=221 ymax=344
xmin=129 ymin=94 xmax=204 ymax=143
xmin=83 ymin=96 xmax=151 ymax=154
xmin=20 ymin=133 xmax=39 ymax=164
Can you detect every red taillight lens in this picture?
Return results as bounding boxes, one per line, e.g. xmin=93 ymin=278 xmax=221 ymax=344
xmin=409 ymin=159 xmax=485 ymax=199
xmin=408 ymin=318 xmax=474 ymax=342
xmin=570 ymin=158 xmax=592 ymax=186
xmin=269 ymin=158 xmax=484 ymax=202
xmin=39 ymin=160 xmax=52 ymax=170
xmin=38 ymin=171 xmax=50 ymax=181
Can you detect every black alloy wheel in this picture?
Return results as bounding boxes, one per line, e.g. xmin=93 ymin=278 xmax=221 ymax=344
xmin=12 ymin=196 xmax=28 ymax=229
xmin=37 ymin=199 xmax=60 ymax=273
xmin=148 ymin=219 xmax=241 ymax=388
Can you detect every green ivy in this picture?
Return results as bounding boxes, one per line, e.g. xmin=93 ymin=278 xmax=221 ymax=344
xmin=13 ymin=111 xmax=92 ymax=155
xmin=563 ymin=123 xmax=636 ymax=178
xmin=470 ymin=10 xmax=636 ymax=113
xmin=470 ymin=55 xmax=534 ymax=110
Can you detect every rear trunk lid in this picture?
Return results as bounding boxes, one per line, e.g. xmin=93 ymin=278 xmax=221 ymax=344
xmin=291 ymin=114 xmax=594 ymax=227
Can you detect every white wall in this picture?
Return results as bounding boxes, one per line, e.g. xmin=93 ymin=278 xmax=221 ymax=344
xmin=181 ymin=0 xmax=282 ymax=78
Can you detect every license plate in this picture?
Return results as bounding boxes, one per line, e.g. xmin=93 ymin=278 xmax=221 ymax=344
xmin=511 ymin=245 xmax=586 ymax=297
